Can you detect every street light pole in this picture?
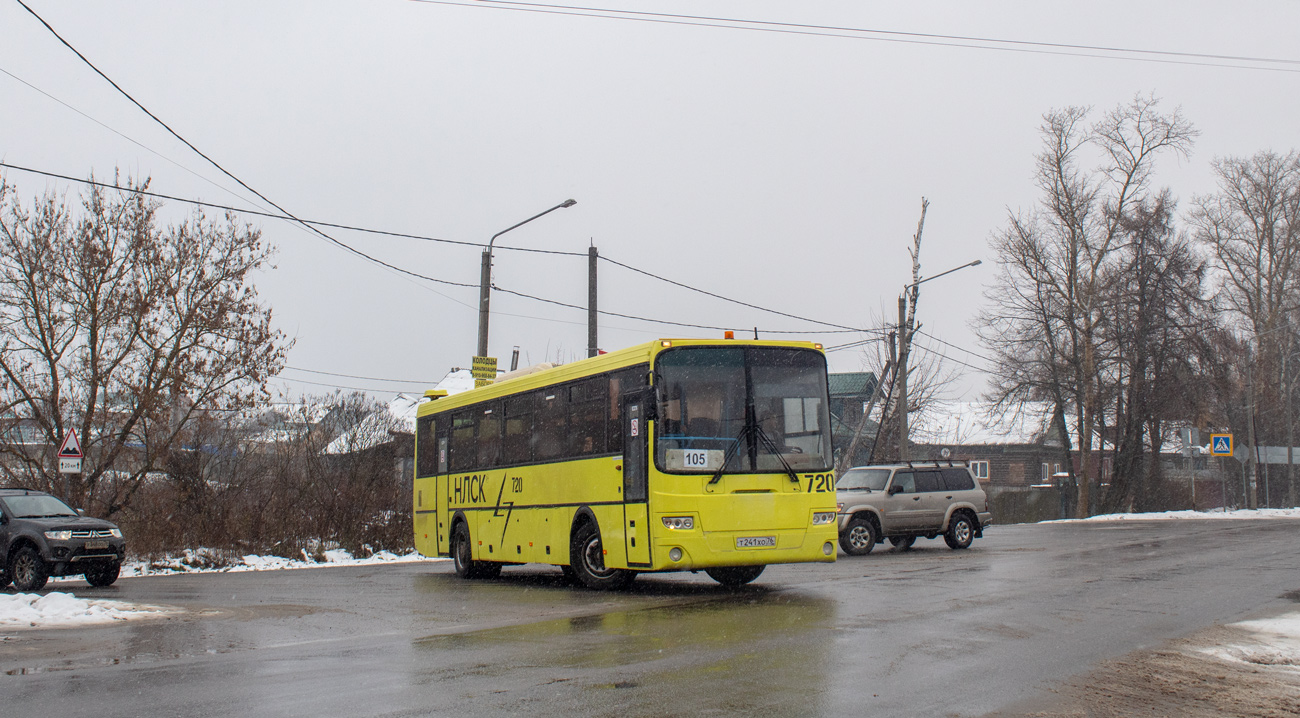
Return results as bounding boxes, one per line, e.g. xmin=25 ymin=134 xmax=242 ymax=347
xmin=477 ymin=199 xmax=576 ymax=359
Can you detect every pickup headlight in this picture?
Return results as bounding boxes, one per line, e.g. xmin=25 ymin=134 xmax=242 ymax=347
xmin=661 ymin=516 xmax=694 ymax=530
xmin=812 ymin=512 xmax=837 ymax=525
xmin=44 ymin=530 xmax=72 ymax=541
xmin=108 ymin=528 xmax=123 ymax=538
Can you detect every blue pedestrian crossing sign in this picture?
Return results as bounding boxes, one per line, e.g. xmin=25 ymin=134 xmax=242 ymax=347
xmin=1210 ymin=434 xmax=1233 ymax=456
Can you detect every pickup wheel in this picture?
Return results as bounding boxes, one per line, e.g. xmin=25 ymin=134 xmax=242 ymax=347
xmin=839 ymin=516 xmax=877 ymax=556
xmin=85 ymin=561 xmax=121 ymax=587
xmin=11 ymin=546 xmax=49 ymax=591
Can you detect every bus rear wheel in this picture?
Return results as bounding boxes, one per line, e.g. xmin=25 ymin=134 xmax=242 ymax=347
xmin=705 ymin=565 xmax=765 ymax=587
xmin=570 ymin=522 xmax=634 ymax=590
xmin=451 ymin=521 xmax=501 ymax=580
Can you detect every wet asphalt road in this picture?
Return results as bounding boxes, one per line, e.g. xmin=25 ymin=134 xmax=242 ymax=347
xmin=3 ymin=519 xmax=1299 ymax=717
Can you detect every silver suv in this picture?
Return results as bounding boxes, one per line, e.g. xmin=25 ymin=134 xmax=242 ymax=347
xmin=836 ymin=462 xmax=992 ymax=555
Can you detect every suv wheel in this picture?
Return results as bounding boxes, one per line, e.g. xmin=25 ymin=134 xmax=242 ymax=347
xmin=840 ymin=516 xmax=877 ymax=556
xmin=944 ymin=513 xmax=975 ymax=550
xmin=11 ymin=546 xmax=49 ymax=591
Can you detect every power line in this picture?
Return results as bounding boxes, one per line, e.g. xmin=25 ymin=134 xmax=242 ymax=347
xmin=12 ymin=0 xmax=496 ymax=291
xmin=911 ymin=339 xmax=992 ymax=375
xmin=282 ymin=365 xmax=438 ymax=385
xmin=915 ymin=329 xmax=999 ymax=365
xmin=599 ymin=255 xmax=865 ymax=331
xmin=2 ymin=162 xmax=882 ymax=336
xmin=275 ymin=375 xmax=422 ymax=395
xmin=414 ymin=0 xmax=1300 ymax=74
xmin=0 ymin=162 xmax=577 ymax=258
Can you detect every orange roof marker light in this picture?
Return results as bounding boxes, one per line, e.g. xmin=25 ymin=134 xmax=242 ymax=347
xmin=724 ymin=331 xmax=734 ymax=339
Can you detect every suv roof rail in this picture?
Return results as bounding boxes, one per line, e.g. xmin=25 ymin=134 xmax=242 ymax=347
xmin=0 ymin=486 xmax=42 ymax=493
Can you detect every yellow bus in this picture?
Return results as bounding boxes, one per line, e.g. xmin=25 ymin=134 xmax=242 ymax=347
xmin=413 ymin=338 xmax=838 ymax=589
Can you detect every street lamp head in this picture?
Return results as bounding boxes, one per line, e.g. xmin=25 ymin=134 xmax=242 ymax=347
xmin=561 ymin=199 xmax=577 ymax=208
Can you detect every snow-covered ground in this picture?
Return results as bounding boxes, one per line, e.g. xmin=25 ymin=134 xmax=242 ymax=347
xmin=117 ymin=546 xmax=442 ymax=578
xmin=0 ymin=591 xmax=179 ymax=629
xmin=1201 ymin=614 xmax=1300 ymax=671
xmin=1049 ymin=507 xmax=1300 ymax=522
xmin=4 ymin=548 xmax=444 ymax=629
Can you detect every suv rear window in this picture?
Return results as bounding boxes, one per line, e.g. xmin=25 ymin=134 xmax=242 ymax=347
xmin=941 ymin=468 xmax=975 ymax=491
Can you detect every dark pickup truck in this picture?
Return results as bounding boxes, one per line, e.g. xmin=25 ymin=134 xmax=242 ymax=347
xmin=0 ymin=488 xmax=126 ymax=591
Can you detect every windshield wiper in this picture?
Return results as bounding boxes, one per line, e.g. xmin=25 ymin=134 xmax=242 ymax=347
xmin=753 ymin=424 xmax=802 ymax=485
xmin=708 ymin=424 xmax=751 ymax=485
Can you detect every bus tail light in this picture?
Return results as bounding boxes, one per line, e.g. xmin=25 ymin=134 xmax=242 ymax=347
xmin=662 ymin=516 xmax=694 ymax=530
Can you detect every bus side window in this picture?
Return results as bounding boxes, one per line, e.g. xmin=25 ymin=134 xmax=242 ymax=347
xmin=569 ymin=379 xmax=607 ymax=456
xmin=450 ymin=411 xmax=476 ymax=472
xmin=536 ymin=390 xmax=567 ymax=461
xmin=504 ymin=394 xmax=534 ymax=465
xmin=416 ymin=415 xmax=437 ymax=478
xmin=477 ymin=402 xmax=502 ymax=468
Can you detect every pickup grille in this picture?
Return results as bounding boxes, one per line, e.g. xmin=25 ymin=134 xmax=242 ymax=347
xmin=71 ymin=529 xmax=115 ymax=539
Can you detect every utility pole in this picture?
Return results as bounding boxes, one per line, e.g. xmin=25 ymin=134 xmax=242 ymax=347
xmin=1247 ymin=363 xmax=1258 ymax=508
xmin=897 ymin=295 xmax=910 ymax=461
xmin=588 ymin=244 xmax=598 ymax=357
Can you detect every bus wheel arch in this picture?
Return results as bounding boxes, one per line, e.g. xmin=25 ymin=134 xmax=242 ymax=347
xmin=568 ymin=511 xmax=635 ymax=591
xmin=450 ymin=513 xmax=500 ymax=580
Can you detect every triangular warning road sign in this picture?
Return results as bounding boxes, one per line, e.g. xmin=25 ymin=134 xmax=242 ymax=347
xmin=58 ymin=430 xmax=83 ymax=458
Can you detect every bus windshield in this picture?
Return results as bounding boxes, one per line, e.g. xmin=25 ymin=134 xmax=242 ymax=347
xmin=655 ymin=346 xmax=831 ymax=473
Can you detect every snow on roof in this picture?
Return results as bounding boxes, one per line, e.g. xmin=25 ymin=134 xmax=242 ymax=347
xmin=435 ymin=368 xmax=476 ymax=395
xmin=911 ymin=401 xmax=1055 ymax=446
xmin=323 ymin=369 xmax=475 ymax=455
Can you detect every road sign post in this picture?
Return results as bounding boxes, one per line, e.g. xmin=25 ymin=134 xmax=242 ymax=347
xmin=57 ymin=429 xmax=83 ymax=474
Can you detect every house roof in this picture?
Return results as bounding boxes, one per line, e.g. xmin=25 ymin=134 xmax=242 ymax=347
xmin=828 ymin=372 xmax=876 ymax=398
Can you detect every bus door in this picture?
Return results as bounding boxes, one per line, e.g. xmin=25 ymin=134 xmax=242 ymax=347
xmin=622 ymin=390 xmax=652 ymax=566
xmin=435 ymin=429 xmax=449 ymax=555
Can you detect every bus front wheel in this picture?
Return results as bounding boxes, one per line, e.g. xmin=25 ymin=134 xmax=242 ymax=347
xmin=451 ymin=521 xmax=501 ymax=580
xmin=569 ymin=522 xmax=634 ymax=590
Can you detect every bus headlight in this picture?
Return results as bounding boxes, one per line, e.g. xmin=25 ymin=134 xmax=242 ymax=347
xmin=662 ymin=516 xmax=694 ymax=530
xmin=811 ymin=512 xmax=836 ymax=525
xmin=823 ymin=542 xmax=835 ymax=555
xmin=669 ymin=547 xmax=683 ymax=562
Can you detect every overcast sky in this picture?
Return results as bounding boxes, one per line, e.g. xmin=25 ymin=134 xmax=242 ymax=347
xmin=3 ymin=0 xmax=1298 ymax=401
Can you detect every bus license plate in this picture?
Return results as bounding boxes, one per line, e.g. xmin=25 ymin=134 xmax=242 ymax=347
xmin=85 ymin=541 xmax=109 ymax=550
xmin=736 ymin=536 xmax=775 ymax=548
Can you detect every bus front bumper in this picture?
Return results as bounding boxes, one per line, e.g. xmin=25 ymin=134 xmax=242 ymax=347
xmin=652 ymin=527 xmax=838 ymax=571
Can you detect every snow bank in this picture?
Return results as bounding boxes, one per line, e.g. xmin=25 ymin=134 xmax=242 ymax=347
xmin=0 ymin=591 xmax=177 ymax=630
xmin=1048 ymin=507 xmax=1300 ymax=523
xmin=1199 ymin=613 xmax=1300 ymax=671
xmin=118 ymin=547 xmax=443 ymax=578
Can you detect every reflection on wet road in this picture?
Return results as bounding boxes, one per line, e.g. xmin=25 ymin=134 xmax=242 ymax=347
xmin=3 ymin=519 xmax=1300 ymax=717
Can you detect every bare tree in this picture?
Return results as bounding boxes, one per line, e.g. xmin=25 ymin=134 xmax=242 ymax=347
xmin=1190 ymin=150 xmax=1300 ymax=506
xmin=0 ymin=173 xmax=289 ymax=514
xmin=979 ymin=95 xmax=1196 ymax=516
